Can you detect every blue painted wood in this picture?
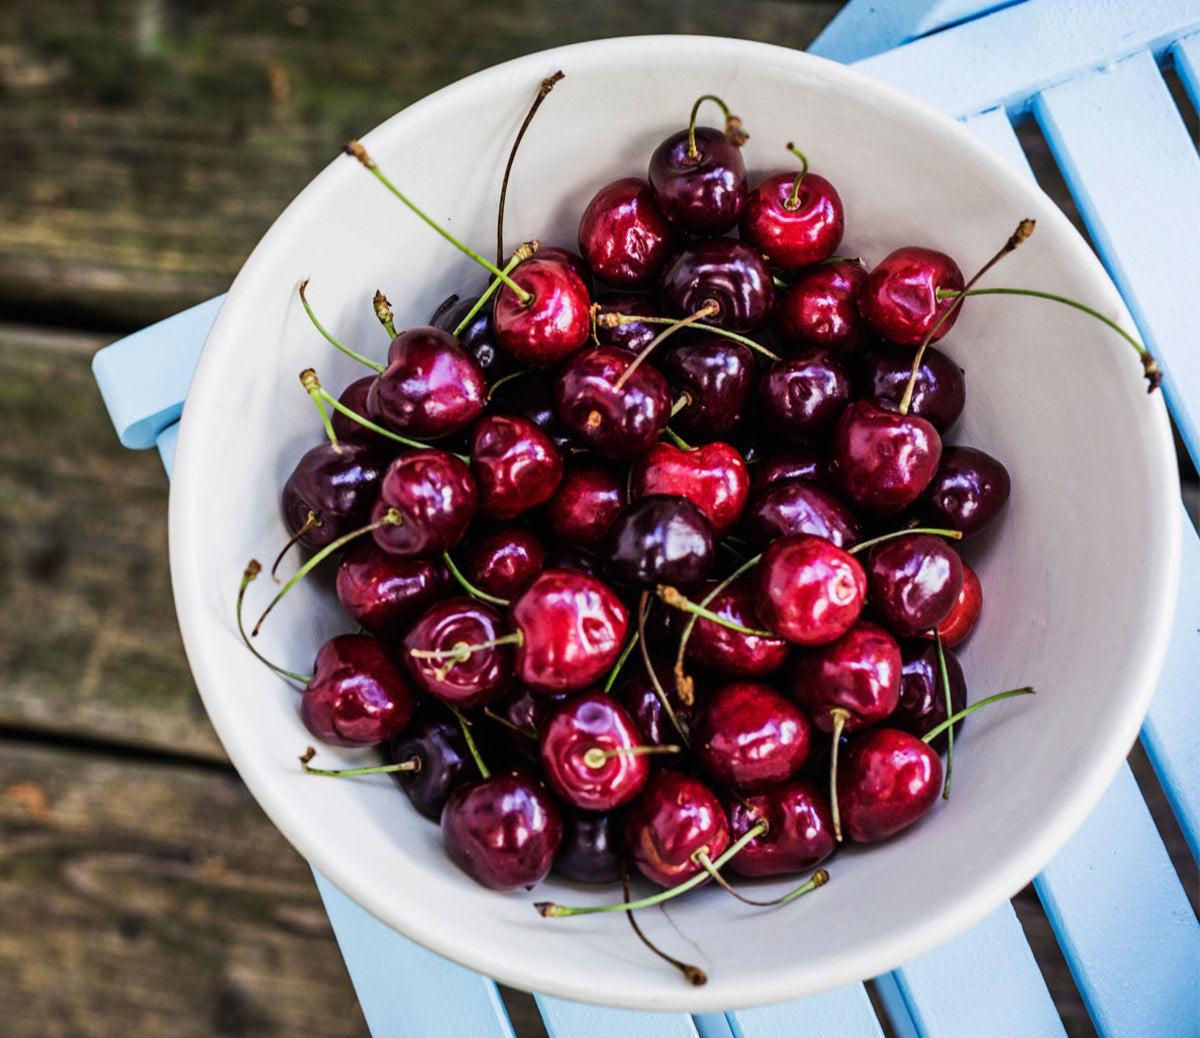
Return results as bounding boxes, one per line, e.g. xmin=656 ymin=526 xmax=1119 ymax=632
xmin=156 ymin=421 xmax=179 ymax=473
xmin=1033 ymin=763 xmax=1200 ymax=1037
xmin=91 ymin=293 xmax=225 ymax=448
xmin=960 ymin=106 xmax=1034 ymax=176
xmin=870 ymin=974 xmax=920 ymax=1038
xmin=847 ymin=0 xmax=1200 ymax=120
xmin=312 ymin=870 xmax=518 ymax=1038
xmin=889 ymin=903 xmax=1067 ymax=1037
xmin=1172 ymin=32 xmax=1200 ymax=112
xmin=1033 ymin=50 xmax=1200 ymax=471
xmin=724 ymin=983 xmax=887 ymax=1038
xmin=534 ymin=996 xmax=698 ymax=1038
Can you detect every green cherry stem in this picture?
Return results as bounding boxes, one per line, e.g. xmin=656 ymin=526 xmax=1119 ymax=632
xmin=922 ymin=687 xmax=1036 ymax=745
xmin=694 ymin=852 xmax=829 ymax=907
xmin=581 ymin=744 xmax=682 ymax=769
xmin=300 ymin=369 xmax=341 ymax=448
xmin=299 ymin=746 xmax=420 ymax=777
xmin=657 ymin=584 xmax=774 ymax=638
xmin=829 ymin=706 xmax=850 ymax=843
xmin=662 ymin=426 xmax=692 ymax=450
xmin=783 ymin=142 xmax=810 ymax=211
xmin=612 ymin=302 xmax=718 ymax=392
xmin=602 ymin=629 xmax=641 ymax=692
xmin=451 ymin=706 xmax=491 ymax=780
xmin=934 ymin=629 xmax=955 ymax=799
xmin=497 ymin=72 xmax=563 ymax=265
xmin=443 ymin=551 xmax=511 ymax=607
xmin=408 ymin=633 xmax=523 ymax=662
xmin=596 ymin=310 xmax=781 ymax=362
xmin=535 ymin=822 xmax=768 ymax=917
xmin=298 ymin=280 xmax=386 ymax=374
xmin=454 ymin=241 xmax=538 ymax=338
xmin=373 ymin=290 xmax=397 ymax=338
xmin=343 ymin=140 xmax=532 ymax=305
xmin=848 ymin=527 xmax=963 ymax=555
xmin=236 ymin=560 xmax=312 ymax=684
xmin=686 ymin=94 xmax=747 ymax=157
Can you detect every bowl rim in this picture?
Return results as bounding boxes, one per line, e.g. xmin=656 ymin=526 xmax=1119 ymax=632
xmin=167 ymin=33 xmax=1182 ymax=1011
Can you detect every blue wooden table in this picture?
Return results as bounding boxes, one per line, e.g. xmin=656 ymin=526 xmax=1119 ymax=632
xmin=94 ymin=2 xmax=1200 ymax=1034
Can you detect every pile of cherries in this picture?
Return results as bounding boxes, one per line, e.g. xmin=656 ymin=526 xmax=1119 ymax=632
xmin=245 ymin=86 xmax=1045 ymax=976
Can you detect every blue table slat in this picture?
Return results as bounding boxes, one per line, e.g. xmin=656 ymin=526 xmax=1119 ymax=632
xmin=1173 ymin=32 xmax=1200 ymax=112
xmin=1033 ymin=761 xmax=1200 ymax=1037
xmin=809 ymin=0 xmax=1012 ymax=64
xmin=534 ymin=997 xmax=698 ymax=1038
xmin=723 ymin=982 xmax=887 ymax=1038
xmin=848 ymin=0 xmax=1200 ymax=120
xmin=960 ymin=105 xmax=1035 ymax=177
xmin=1033 ymin=50 xmax=1200 ymax=472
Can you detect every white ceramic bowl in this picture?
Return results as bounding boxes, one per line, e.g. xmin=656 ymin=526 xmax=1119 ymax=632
xmin=169 ymin=35 xmax=1180 ymax=1011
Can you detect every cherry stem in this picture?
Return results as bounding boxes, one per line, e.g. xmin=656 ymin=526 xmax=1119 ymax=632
xmin=612 ymin=303 xmax=718 ymax=392
xmin=686 ymin=94 xmax=746 ymax=158
xmin=830 ymin=707 xmax=849 ymax=842
xmin=657 ymin=584 xmax=774 ymax=638
xmin=535 ymin=822 xmax=767 ymax=917
xmin=934 ymin=629 xmax=955 ymax=799
xmin=621 ymin=861 xmax=707 ymax=986
xmin=486 ymin=367 xmax=534 ymax=403
xmin=300 ymin=369 xmax=341 ymax=448
xmin=451 ymin=706 xmax=491 ymax=780
xmin=270 ymin=511 xmax=322 ymax=580
xmin=922 ymin=687 xmax=1036 ymax=744
xmin=694 ymin=852 xmax=829 ymax=907
xmin=673 ymin=554 xmax=762 ymax=701
xmin=482 ymin=707 xmax=538 ymax=740
xmin=898 ymin=218 xmax=1035 ymax=415
xmin=236 ymin=560 xmax=312 ymax=684
xmin=784 ymin=142 xmax=810 ymax=211
xmin=453 ymin=241 xmax=539 ymax=338
xmin=442 ymin=551 xmax=511 ymax=607
xmin=582 ymin=744 xmax=682 ymax=769
xmin=602 ymin=629 xmax=641 ymax=692
xmin=638 ymin=592 xmax=691 ymax=744
xmin=343 ymin=140 xmax=532 ymax=305
xmin=251 ymin=509 xmax=402 ymax=637
xmin=299 ymin=746 xmax=420 ymax=777
xmin=298 ymin=280 xmax=386 ymax=374
xmin=408 ymin=632 xmax=522 ymax=663
xmin=596 ymin=311 xmax=781 ymax=362
xmin=670 ymin=391 xmax=692 ymax=418
xmin=662 ymin=426 xmax=692 ymax=450
xmin=497 ymin=72 xmax=563 ymax=267
xmin=373 ymin=290 xmax=397 ymax=338
xmin=936 ymin=286 xmax=1162 ymax=392
xmin=849 ymin=526 xmax=963 ymax=555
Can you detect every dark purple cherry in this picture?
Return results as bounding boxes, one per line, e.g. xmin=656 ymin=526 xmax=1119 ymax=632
xmin=694 ymin=681 xmax=811 ymax=792
xmin=603 ymin=495 xmax=715 ymax=590
xmin=855 ymin=341 xmax=965 ymax=432
xmin=921 ymin=445 xmax=1011 ymax=537
xmin=371 ymin=449 xmax=477 ymax=557
xmin=659 ymin=335 xmax=755 ymax=438
xmin=614 ymin=668 xmax=693 ymax=749
xmin=578 ymin=177 xmax=677 ymax=289
xmin=281 ymin=442 xmax=385 ymax=550
xmin=553 ymin=811 xmax=625 ymax=884
xmin=332 ymin=375 xmax=396 ymax=449
xmin=741 ymin=169 xmax=843 ymax=270
xmin=301 ymin=634 xmax=416 ymax=747
xmin=493 ymin=256 xmax=592 ymax=367
xmin=773 ymin=261 xmax=868 ymax=356
xmin=724 ymin=779 xmax=835 ymax=878
xmin=750 ymin=450 xmax=829 ymax=492
xmin=836 ymin=728 xmax=942 ymax=842
xmin=543 ymin=545 xmax=600 ymax=577
xmin=367 ymin=325 xmax=486 ymax=439
xmin=829 ymin=398 xmax=942 ymax=515
xmin=631 ymin=441 xmax=749 ymax=539
xmin=441 ymin=771 xmax=563 ymax=890
xmin=685 ymin=577 xmax=790 ymax=678
xmin=335 ymin=540 xmax=450 ymax=640
xmin=754 ymin=534 xmax=866 ymax=646
xmin=649 ymin=122 xmax=747 ymax=235
xmin=401 ymin=597 xmax=513 ymax=708
xmin=489 ymin=686 xmax=569 ymax=762
xmin=594 ymin=293 xmax=666 ymax=354
xmin=858 ymin=246 xmax=965 ymax=346
xmin=464 ymin=527 xmax=547 ymax=600
xmin=468 ymin=414 xmax=564 ymax=520
xmin=790 ymin=620 xmax=902 ymax=734
xmin=543 ymin=458 xmax=628 ymax=548
xmin=758 ymin=348 xmax=851 ymax=442
xmin=554 ymin=347 xmax=671 ymax=458
xmin=430 ymin=293 xmax=514 ymax=379
xmin=744 ymin=478 xmax=861 ymax=550
xmin=661 ymin=239 xmax=775 ymax=332
xmin=894 ymin=640 xmax=967 ymax=753
xmin=622 ymin=770 xmax=731 ymax=888
xmin=385 ymin=711 xmax=474 ymax=820
xmin=865 ymin=533 xmax=964 ymax=638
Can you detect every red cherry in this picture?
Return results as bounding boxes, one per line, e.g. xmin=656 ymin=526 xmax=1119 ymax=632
xmin=694 ymin=681 xmax=812 ymax=793
xmin=649 ymin=125 xmax=747 ymax=235
xmin=744 ymin=478 xmax=861 ymax=550
xmin=281 ymin=441 xmax=385 ymax=550
xmin=918 ymin=560 xmax=983 ymax=648
xmin=830 ymin=398 xmax=942 ymax=515
xmin=790 ymin=620 xmax=903 ymax=734
xmin=578 ymin=177 xmax=677 ymax=289
xmin=301 ymin=634 xmax=416 ymax=747
xmin=554 ymin=347 xmax=671 ymax=458
xmin=622 ymin=770 xmax=731 ymax=888
xmin=335 ymin=541 xmax=450 ymax=640
xmin=468 ymin=413 xmax=564 ymax=520
xmin=865 ymin=533 xmax=965 ymax=638
xmin=463 ymin=527 xmax=547 ymax=601
xmin=631 ymin=441 xmax=749 ymax=539
xmin=370 ymin=449 xmax=477 ymax=557
xmin=773 ymin=261 xmax=868 ymax=355
xmin=401 ymin=598 xmax=514 ymax=709
xmin=858 ymin=246 xmax=964 ymax=345
xmin=836 ymin=728 xmax=942 ymax=842
xmin=543 ymin=458 xmax=628 ymax=548
xmin=754 ymin=533 xmax=866 ymax=646
xmin=684 ymin=577 xmax=791 ymax=678
xmin=723 ymin=779 xmax=836 ymax=878
xmin=493 ymin=256 xmax=591 ymax=367
xmin=741 ymin=168 xmax=843 ymax=270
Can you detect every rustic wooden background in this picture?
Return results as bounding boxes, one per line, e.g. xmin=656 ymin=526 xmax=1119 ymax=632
xmin=1 ymin=2 xmax=1196 ymax=1036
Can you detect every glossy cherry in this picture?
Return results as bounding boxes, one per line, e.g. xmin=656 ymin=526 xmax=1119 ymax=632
xmin=578 ymin=177 xmax=677 ymax=288
xmin=741 ymin=166 xmax=843 ymax=269
xmin=553 ymin=811 xmax=625 ymax=884
xmin=773 ymin=260 xmax=868 ymax=355
xmin=750 ymin=450 xmax=829 ymax=491
xmin=661 ymin=238 xmax=775 ymax=332
xmin=301 ymin=634 xmax=417 ymax=747
xmin=836 ymin=728 xmax=942 ymax=842
xmin=865 ymin=533 xmax=964 ymax=638
xmin=554 ymin=346 xmax=671 ymax=458
xmin=754 ymin=533 xmax=866 ymax=646
xmin=385 ymin=711 xmax=475 ymax=820
xmin=919 ymin=560 xmax=982 ymax=647
xmin=543 ymin=458 xmax=628 ymax=548
xmin=649 ymin=125 xmax=747 ymax=235
xmin=335 ymin=540 xmax=450 ymax=640
xmin=614 ymin=668 xmax=694 ymax=749
xmin=468 ymin=413 xmax=564 ymax=520
xmin=332 ymin=375 xmax=396 ymax=449
xmin=858 ymin=246 xmax=965 ymax=346
xmin=370 ymin=449 xmax=477 ymax=557
xmin=694 ymin=680 xmax=812 ymax=792
xmin=463 ymin=527 xmax=547 ymax=600
xmin=921 ymin=445 xmax=1012 ymax=537
xmin=758 ymin=348 xmax=851 ymax=443
xmin=684 ymin=577 xmax=790 ymax=678
xmin=622 ymin=770 xmax=732 ymax=888
xmin=659 ymin=335 xmax=755 ymax=438
xmin=855 ymin=341 xmax=966 ymax=432
xmin=281 ymin=441 xmax=385 ymax=550
xmin=744 ymin=478 xmax=860 ymax=550
xmin=603 ymin=495 xmax=716 ymax=590
xmin=829 ymin=398 xmax=942 ymax=515
xmin=631 ymin=441 xmax=749 ymax=539
xmin=723 ymin=779 xmax=835 ymax=878
xmin=493 ymin=256 xmax=592 ymax=367
xmin=401 ymin=597 xmax=514 ymax=708
xmin=893 ymin=639 xmax=967 ymax=752
xmin=430 ymin=292 xmax=514 ymax=379
xmin=790 ymin=620 xmax=903 ymax=735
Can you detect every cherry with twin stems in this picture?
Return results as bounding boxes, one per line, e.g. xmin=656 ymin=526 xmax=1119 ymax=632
xmin=773 ymin=258 xmax=868 ymax=356
xmin=741 ymin=143 xmax=844 ymax=270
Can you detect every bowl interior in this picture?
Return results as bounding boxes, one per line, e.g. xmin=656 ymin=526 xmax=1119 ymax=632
xmin=168 ymin=36 xmax=1179 ymax=1011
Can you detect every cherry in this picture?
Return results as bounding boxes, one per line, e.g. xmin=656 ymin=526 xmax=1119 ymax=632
xmin=402 ymin=597 xmax=514 ymax=708
xmin=554 ymin=346 xmax=671 ymax=458
xmin=744 ymin=478 xmax=861 ymax=550
xmin=773 ymin=260 xmax=868 ymax=355
xmin=858 ymin=246 xmax=965 ymax=346
xmin=661 ymin=239 xmax=775 ymax=332
xmin=463 ymin=526 xmax=547 ymax=600
xmin=683 ymin=577 xmax=791 ymax=678
xmin=750 ymin=450 xmax=829 ymax=492
xmin=855 ymin=341 xmax=966 ymax=432
xmin=468 ymin=413 xmax=564 ymax=520
xmin=740 ymin=147 xmax=843 ymax=269
xmin=335 ymin=540 xmax=450 ymax=640
xmin=301 ymin=634 xmax=417 ymax=748
xmin=631 ymin=441 xmax=749 ymax=539
xmin=331 ymin=375 xmax=396 ymax=449
xmin=543 ymin=458 xmax=628 ymax=548
xmin=488 ymin=686 xmax=568 ymax=762
xmin=614 ymin=668 xmax=694 ymax=750
xmin=430 ymin=292 xmax=515 ymax=379
xmin=836 ymin=728 xmax=942 ymax=842
xmin=370 ymin=449 xmax=478 ymax=557
xmin=441 ymin=770 xmax=563 ymax=890
xmin=865 ymin=533 xmax=965 ymax=638
xmin=493 ymin=255 xmax=592 ymax=367
xmin=578 ymin=177 xmax=677 ymax=288
xmin=893 ymin=639 xmax=967 ymax=752
xmin=758 ymin=347 xmax=851 ymax=443
xmin=385 ymin=711 xmax=476 ymax=820
xmin=790 ymin=620 xmax=903 ymax=736
xmin=603 ymin=495 xmax=716 ymax=590
xmin=593 ymin=293 xmax=667 ymax=354
xmin=535 ymin=246 xmax=594 ymax=295
xmin=367 ymin=325 xmax=487 ymax=438
xmin=921 ymin=445 xmax=1012 ymax=538
xmin=622 ymin=770 xmax=732 ymax=888
xmin=538 ymin=691 xmax=655 ymax=811
xmin=694 ymin=681 xmax=812 ymax=793
xmin=648 ymin=103 xmax=747 ymax=235
xmin=829 ymin=398 xmax=942 ymax=515
xmin=919 ymin=560 xmax=982 ymax=647
xmin=723 ymin=779 xmax=835 ymax=878
xmin=754 ymin=533 xmax=866 ymax=646
xmin=509 ymin=569 xmax=629 ymax=694
xmin=281 ymin=441 xmax=386 ymax=550
xmin=553 ymin=811 xmax=625 ymax=884
xmin=658 ymin=335 xmax=755 ymax=438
